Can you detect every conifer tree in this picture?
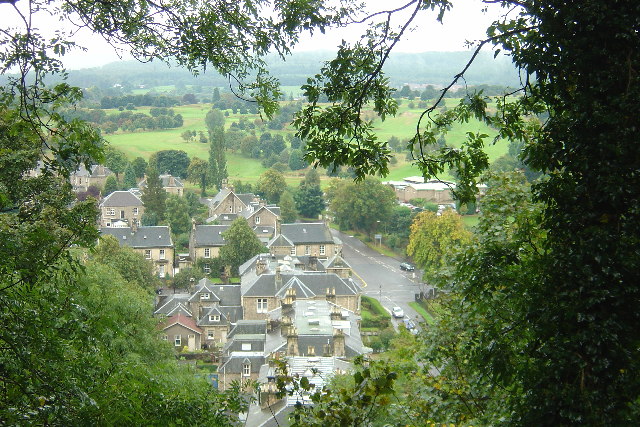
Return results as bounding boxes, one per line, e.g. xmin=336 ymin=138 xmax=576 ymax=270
xmin=141 ymin=168 xmax=167 ymax=224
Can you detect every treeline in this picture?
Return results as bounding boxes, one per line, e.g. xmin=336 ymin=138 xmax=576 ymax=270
xmin=63 ymin=107 xmax=183 ymax=133
xmin=100 ymin=93 xmax=180 ymax=109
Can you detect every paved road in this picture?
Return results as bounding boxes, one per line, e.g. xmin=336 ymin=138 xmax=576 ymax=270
xmin=331 ymin=229 xmax=425 ymax=326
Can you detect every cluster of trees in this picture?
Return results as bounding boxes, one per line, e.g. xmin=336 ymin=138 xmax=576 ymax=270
xmin=100 ymin=94 xmax=180 ymax=109
xmin=63 ymin=108 xmax=183 ymax=134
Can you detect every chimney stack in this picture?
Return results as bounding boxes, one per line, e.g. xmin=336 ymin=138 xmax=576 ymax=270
xmin=333 ymin=328 xmax=345 ymax=357
xmin=287 ymin=326 xmax=299 ymax=356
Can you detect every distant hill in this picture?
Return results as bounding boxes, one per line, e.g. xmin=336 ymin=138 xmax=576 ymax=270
xmin=57 ymin=50 xmax=520 ymax=91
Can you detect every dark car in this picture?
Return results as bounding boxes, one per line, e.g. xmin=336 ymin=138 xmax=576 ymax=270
xmin=399 ymin=262 xmax=415 ymax=271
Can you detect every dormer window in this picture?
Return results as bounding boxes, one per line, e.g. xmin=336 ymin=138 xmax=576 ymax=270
xmin=201 ymin=293 xmax=210 ymax=300
xmin=208 ymin=314 xmax=220 ymax=322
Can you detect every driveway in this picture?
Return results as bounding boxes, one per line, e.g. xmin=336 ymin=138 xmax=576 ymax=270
xmin=332 ymin=229 xmax=425 ymax=327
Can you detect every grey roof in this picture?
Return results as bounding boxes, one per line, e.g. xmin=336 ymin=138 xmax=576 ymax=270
xmin=154 ymin=294 xmax=190 ymax=315
xmin=228 ymin=320 xmax=268 ymax=338
xmin=243 ymin=272 xmax=360 ymax=298
xmin=237 ymin=193 xmax=257 ymax=207
xmin=219 ymin=354 xmax=265 ymax=375
xmin=100 ymin=226 xmax=173 ymax=248
xmin=280 ymin=223 xmax=334 ymax=245
xmin=139 ymin=174 xmax=184 ymax=189
xmin=213 ymin=213 xmax=239 ymax=224
xmin=99 ymin=190 xmax=143 ymax=208
xmin=323 ymin=253 xmax=351 ymax=270
xmin=268 ymin=234 xmax=294 ymax=247
xmin=197 ymin=306 xmax=228 ymax=326
xmin=192 ymin=225 xmax=230 ymax=247
xmin=73 ymin=164 xmax=113 ymax=178
xmin=209 ymin=188 xmax=232 ymax=209
xmin=191 ymin=278 xmax=242 ymax=306
xmin=265 ymin=205 xmax=281 ymax=217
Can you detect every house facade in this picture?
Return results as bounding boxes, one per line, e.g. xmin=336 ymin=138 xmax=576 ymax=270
xmin=385 ymin=176 xmax=456 ymax=204
xmin=70 ymin=164 xmax=114 ymax=193
xmin=189 ymin=224 xmax=230 ymax=268
xmin=273 ymin=223 xmax=341 ymax=259
xmin=99 ymin=190 xmax=144 ymax=228
xmin=100 ymin=226 xmax=174 ymax=277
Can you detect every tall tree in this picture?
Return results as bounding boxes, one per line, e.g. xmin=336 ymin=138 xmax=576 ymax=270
xmin=122 ymin=164 xmax=138 ymax=189
xmin=103 ymin=175 xmax=119 ymax=196
xmin=205 ymin=108 xmax=225 ymax=129
xmin=104 ymin=146 xmax=129 ymax=179
xmin=140 ymin=168 xmax=167 ymax=223
xmin=328 ymin=177 xmax=396 ymax=234
xmin=407 ymin=210 xmax=472 ymax=281
xmin=131 ymin=157 xmax=148 ymax=179
xmin=279 ymin=190 xmax=298 ymax=223
xmin=165 ymin=194 xmax=191 ymax=236
xmin=256 ymin=168 xmax=287 ymax=204
xmin=187 ymin=157 xmax=210 ymax=196
xmin=149 ymin=150 xmax=190 ymax=178
xmin=208 ymin=125 xmax=227 ymax=191
xmin=294 ymin=170 xmax=324 ymax=219
xmin=219 ymin=218 xmax=266 ymax=274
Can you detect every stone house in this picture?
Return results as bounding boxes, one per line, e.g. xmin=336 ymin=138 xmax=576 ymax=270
xmin=70 ymin=164 xmax=114 ymax=193
xmin=271 ymin=223 xmax=341 ymax=259
xmin=100 ymin=225 xmax=174 ymax=278
xmin=385 ymin=176 xmax=456 ymax=204
xmin=189 ymin=224 xmax=230 ymax=269
xmin=99 ymin=190 xmax=144 ymax=228
xmin=161 ymin=313 xmax=203 ymax=352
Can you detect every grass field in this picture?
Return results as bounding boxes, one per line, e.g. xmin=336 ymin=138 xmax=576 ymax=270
xmin=105 ymin=99 xmax=507 ymax=185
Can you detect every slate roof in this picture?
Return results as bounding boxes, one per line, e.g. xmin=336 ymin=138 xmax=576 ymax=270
xmin=237 ymin=193 xmax=257 ymax=207
xmin=197 ymin=306 xmax=228 ymax=326
xmin=139 ymin=174 xmax=184 ymax=189
xmin=219 ymin=353 xmax=265 ymax=375
xmin=154 ymin=294 xmax=191 ymax=316
xmin=242 ymin=272 xmax=360 ymax=298
xmin=192 ymin=225 xmax=230 ymax=247
xmin=268 ymin=234 xmax=294 ymax=248
xmin=324 ymin=253 xmax=351 ymax=270
xmin=280 ymin=223 xmax=334 ymax=244
xmin=228 ymin=320 xmax=268 ymax=338
xmin=99 ymin=190 xmax=143 ymax=208
xmin=100 ymin=226 xmax=173 ymax=248
xmin=162 ymin=313 xmax=203 ymax=334
xmin=73 ymin=164 xmax=113 ymax=178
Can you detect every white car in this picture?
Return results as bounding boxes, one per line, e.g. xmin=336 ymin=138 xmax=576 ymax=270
xmin=392 ymin=306 xmax=404 ymax=318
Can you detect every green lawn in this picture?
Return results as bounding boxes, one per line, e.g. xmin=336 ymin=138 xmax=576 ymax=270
xmin=103 ymin=97 xmax=507 ymax=185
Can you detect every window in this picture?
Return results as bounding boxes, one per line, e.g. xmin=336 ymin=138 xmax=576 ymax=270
xmin=204 ymin=248 xmax=211 ymax=258
xmin=305 ymin=245 xmax=311 ymax=255
xmin=158 ymin=265 xmax=165 ymax=278
xmin=255 ymin=216 xmax=260 ymax=224
xmin=290 ymin=247 xmax=296 ymax=255
xmin=174 ymin=335 xmax=181 ymax=346
xmin=120 ymin=210 xmax=125 ymax=219
xmin=257 ymin=298 xmax=268 ymax=313
xmin=242 ymin=343 xmax=252 ymax=351
xmin=209 ymin=314 xmax=220 ymax=322
xmin=133 ymin=207 xmax=138 ymax=216
xmin=162 ymin=335 xmax=168 ymax=340
xmin=319 ymin=245 xmax=326 ymax=256
xmin=106 ymin=208 xmax=115 ymax=216
xmin=207 ymin=330 xmax=215 ymax=339
xmin=203 ymin=263 xmax=211 ymax=274
xmin=201 ymin=293 xmax=210 ymax=300
xmin=159 ymin=249 xmax=165 ymax=260
xmin=243 ymin=363 xmax=251 ymax=376
xmin=144 ymin=249 xmax=151 ymax=259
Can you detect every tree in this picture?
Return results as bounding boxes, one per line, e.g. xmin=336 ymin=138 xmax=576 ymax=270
xmin=150 ymin=150 xmax=190 ymax=178
xmin=92 ymin=235 xmax=157 ymax=290
xmin=103 ymin=175 xmax=119 ymax=196
xmin=279 ymin=190 xmax=298 ymax=223
xmin=288 ymin=148 xmax=307 ymax=170
xmin=141 ymin=168 xmax=167 ymax=223
xmin=208 ymin=125 xmax=228 ymax=191
xmin=131 ymin=157 xmax=148 ymax=179
xmin=104 ymin=146 xmax=129 ymax=179
xmin=205 ymin=108 xmax=226 ymax=130
xmin=407 ymin=210 xmax=472 ymax=281
xmin=122 ymin=164 xmax=138 ymax=189
xmin=219 ymin=218 xmax=266 ymax=274
xmin=256 ymin=168 xmax=287 ymax=204
xmin=294 ymin=170 xmax=325 ymax=219
xmin=165 ymin=194 xmax=191 ymax=236
xmin=187 ymin=157 xmax=210 ymax=196
xmin=327 ymin=178 xmax=395 ymax=234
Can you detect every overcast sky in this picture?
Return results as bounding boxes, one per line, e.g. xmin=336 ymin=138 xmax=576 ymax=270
xmin=0 ymin=0 xmax=507 ymax=70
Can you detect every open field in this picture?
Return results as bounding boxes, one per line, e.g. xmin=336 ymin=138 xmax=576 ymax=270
xmin=105 ymin=99 xmax=508 ymax=185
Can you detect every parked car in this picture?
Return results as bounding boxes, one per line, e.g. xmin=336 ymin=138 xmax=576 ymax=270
xmin=399 ymin=262 xmax=415 ymax=271
xmin=392 ymin=306 xmax=404 ymax=318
